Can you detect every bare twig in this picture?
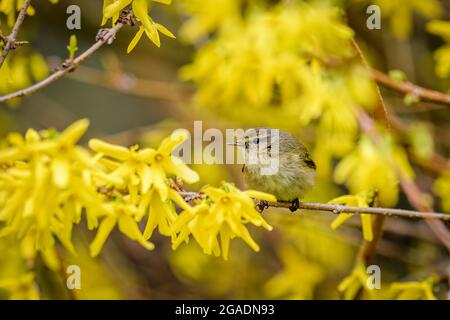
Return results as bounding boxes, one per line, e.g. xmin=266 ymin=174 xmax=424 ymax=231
xmin=177 ymin=191 xmax=450 ymax=221
xmin=0 ymin=0 xmax=32 ymax=68
xmin=0 ymin=11 xmax=133 ymax=104
xmin=371 ymin=68 xmax=450 ymax=106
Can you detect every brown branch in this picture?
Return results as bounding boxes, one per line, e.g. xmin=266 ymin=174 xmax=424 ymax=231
xmin=0 ymin=11 xmax=133 ymax=104
xmin=371 ymin=68 xmax=450 ymax=106
xmin=0 ymin=0 xmax=31 ymax=68
xmin=177 ymin=191 xmax=450 ymax=221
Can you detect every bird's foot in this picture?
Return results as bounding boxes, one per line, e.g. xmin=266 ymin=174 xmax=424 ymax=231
xmin=289 ymin=198 xmax=300 ymax=212
xmin=256 ymin=200 xmax=269 ymax=213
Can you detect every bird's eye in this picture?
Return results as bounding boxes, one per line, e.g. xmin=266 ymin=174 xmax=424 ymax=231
xmin=254 ymin=138 xmax=260 ymax=144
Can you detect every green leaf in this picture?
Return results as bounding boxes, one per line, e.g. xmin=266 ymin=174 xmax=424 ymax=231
xmin=67 ymin=35 xmax=78 ymax=60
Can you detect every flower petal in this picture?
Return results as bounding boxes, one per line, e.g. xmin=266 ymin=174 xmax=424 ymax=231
xmin=155 ymin=23 xmax=175 ymax=38
xmin=127 ymin=27 xmax=145 ymax=53
xmin=58 ymin=118 xmax=89 ymax=146
xmin=118 ymin=214 xmax=155 ymax=250
xmin=89 ymin=139 xmax=130 ymax=160
xmin=52 ymin=157 xmax=70 ymax=188
xmin=243 ymin=190 xmax=276 ymax=202
xmin=104 ymin=0 xmax=132 ymax=19
xmin=89 ymin=215 xmax=117 ymax=257
xmin=163 ymin=156 xmax=199 ymax=184
xmin=330 ymin=213 xmax=353 ymax=230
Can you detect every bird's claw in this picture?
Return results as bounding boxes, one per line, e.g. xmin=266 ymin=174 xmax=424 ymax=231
xmin=289 ymin=198 xmax=300 ymax=212
xmin=256 ymin=200 xmax=269 ymax=213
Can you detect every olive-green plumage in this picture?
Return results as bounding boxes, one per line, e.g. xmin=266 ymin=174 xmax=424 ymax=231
xmin=237 ymin=128 xmax=316 ymax=201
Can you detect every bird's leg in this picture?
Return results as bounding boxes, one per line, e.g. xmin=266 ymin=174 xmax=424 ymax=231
xmin=256 ymin=200 xmax=269 ymax=213
xmin=289 ymin=198 xmax=300 ymax=212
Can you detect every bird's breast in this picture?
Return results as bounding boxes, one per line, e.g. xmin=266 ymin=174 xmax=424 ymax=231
xmin=243 ymin=161 xmax=315 ymax=201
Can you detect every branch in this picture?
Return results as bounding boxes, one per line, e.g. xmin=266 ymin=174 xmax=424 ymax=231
xmin=0 ymin=0 xmax=31 ymax=68
xmin=0 ymin=11 xmax=133 ymax=104
xmin=371 ymin=68 xmax=450 ymax=106
xmin=177 ymin=191 xmax=450 ymax=221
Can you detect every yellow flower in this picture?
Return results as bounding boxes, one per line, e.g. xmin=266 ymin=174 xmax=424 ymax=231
xmin=90 ymin=129 xmax=198 ymax=201
xmin=89 ymin=129 xmax=198 ymax=241
xmin=171 ymin=183 xmax=274 ymax=260
xmin=329 ymin=191 xmax=374 ymax=242
xmin=100 ymin=0 xmax=174 ymax=51
xmin=338 ymin=263 xmax=373 ymax=300
xmin=90 ymin=202 xmax=154 ymax=257
xmin=0 ymin=119 xmax=108 ymax=255
xmin=334 ymin=133 xmax=414 ymax=207
xmin=0 ymin=120 xmax=177 ymax=261
xmin=390 ymin=278 xmax=437 ymax=300
xmin=178 ymin=0 xmax=242 ymax=42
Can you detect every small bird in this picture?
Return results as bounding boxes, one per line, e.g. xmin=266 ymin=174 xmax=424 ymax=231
xmin=231 ymin=128 xmax=316 ymax=212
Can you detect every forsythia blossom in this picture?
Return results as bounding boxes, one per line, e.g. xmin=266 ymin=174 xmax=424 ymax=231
xmin=338 ymin=263 xmax=374 ymax=300
xmin=334 ymin=133 xmax=414 ymax=207
xmin=0 ymin=120 xmax=106 ymax=255
xmin=171 ymin=183 xmax=274 ymax=260
xmin=88 ymin=128 xmax=199 ymax=255
xmin=329 ymin=191 xmax=374 ymax=242
xmin=0 ymin=121 xmax=202 ymax=260
xmin=101 ymin=0 xmax=175 ymax=52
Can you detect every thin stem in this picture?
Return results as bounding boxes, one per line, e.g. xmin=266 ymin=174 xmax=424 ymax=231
xmin=371 ymin=68 xmax=450 ymax=106
xmin=0 ymin=12 xmax=132 ymax=104
xmin=0 ymin=0 xmax=32 ymax=68
xmin=177 ymin=191 xmax=450 ymax=221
